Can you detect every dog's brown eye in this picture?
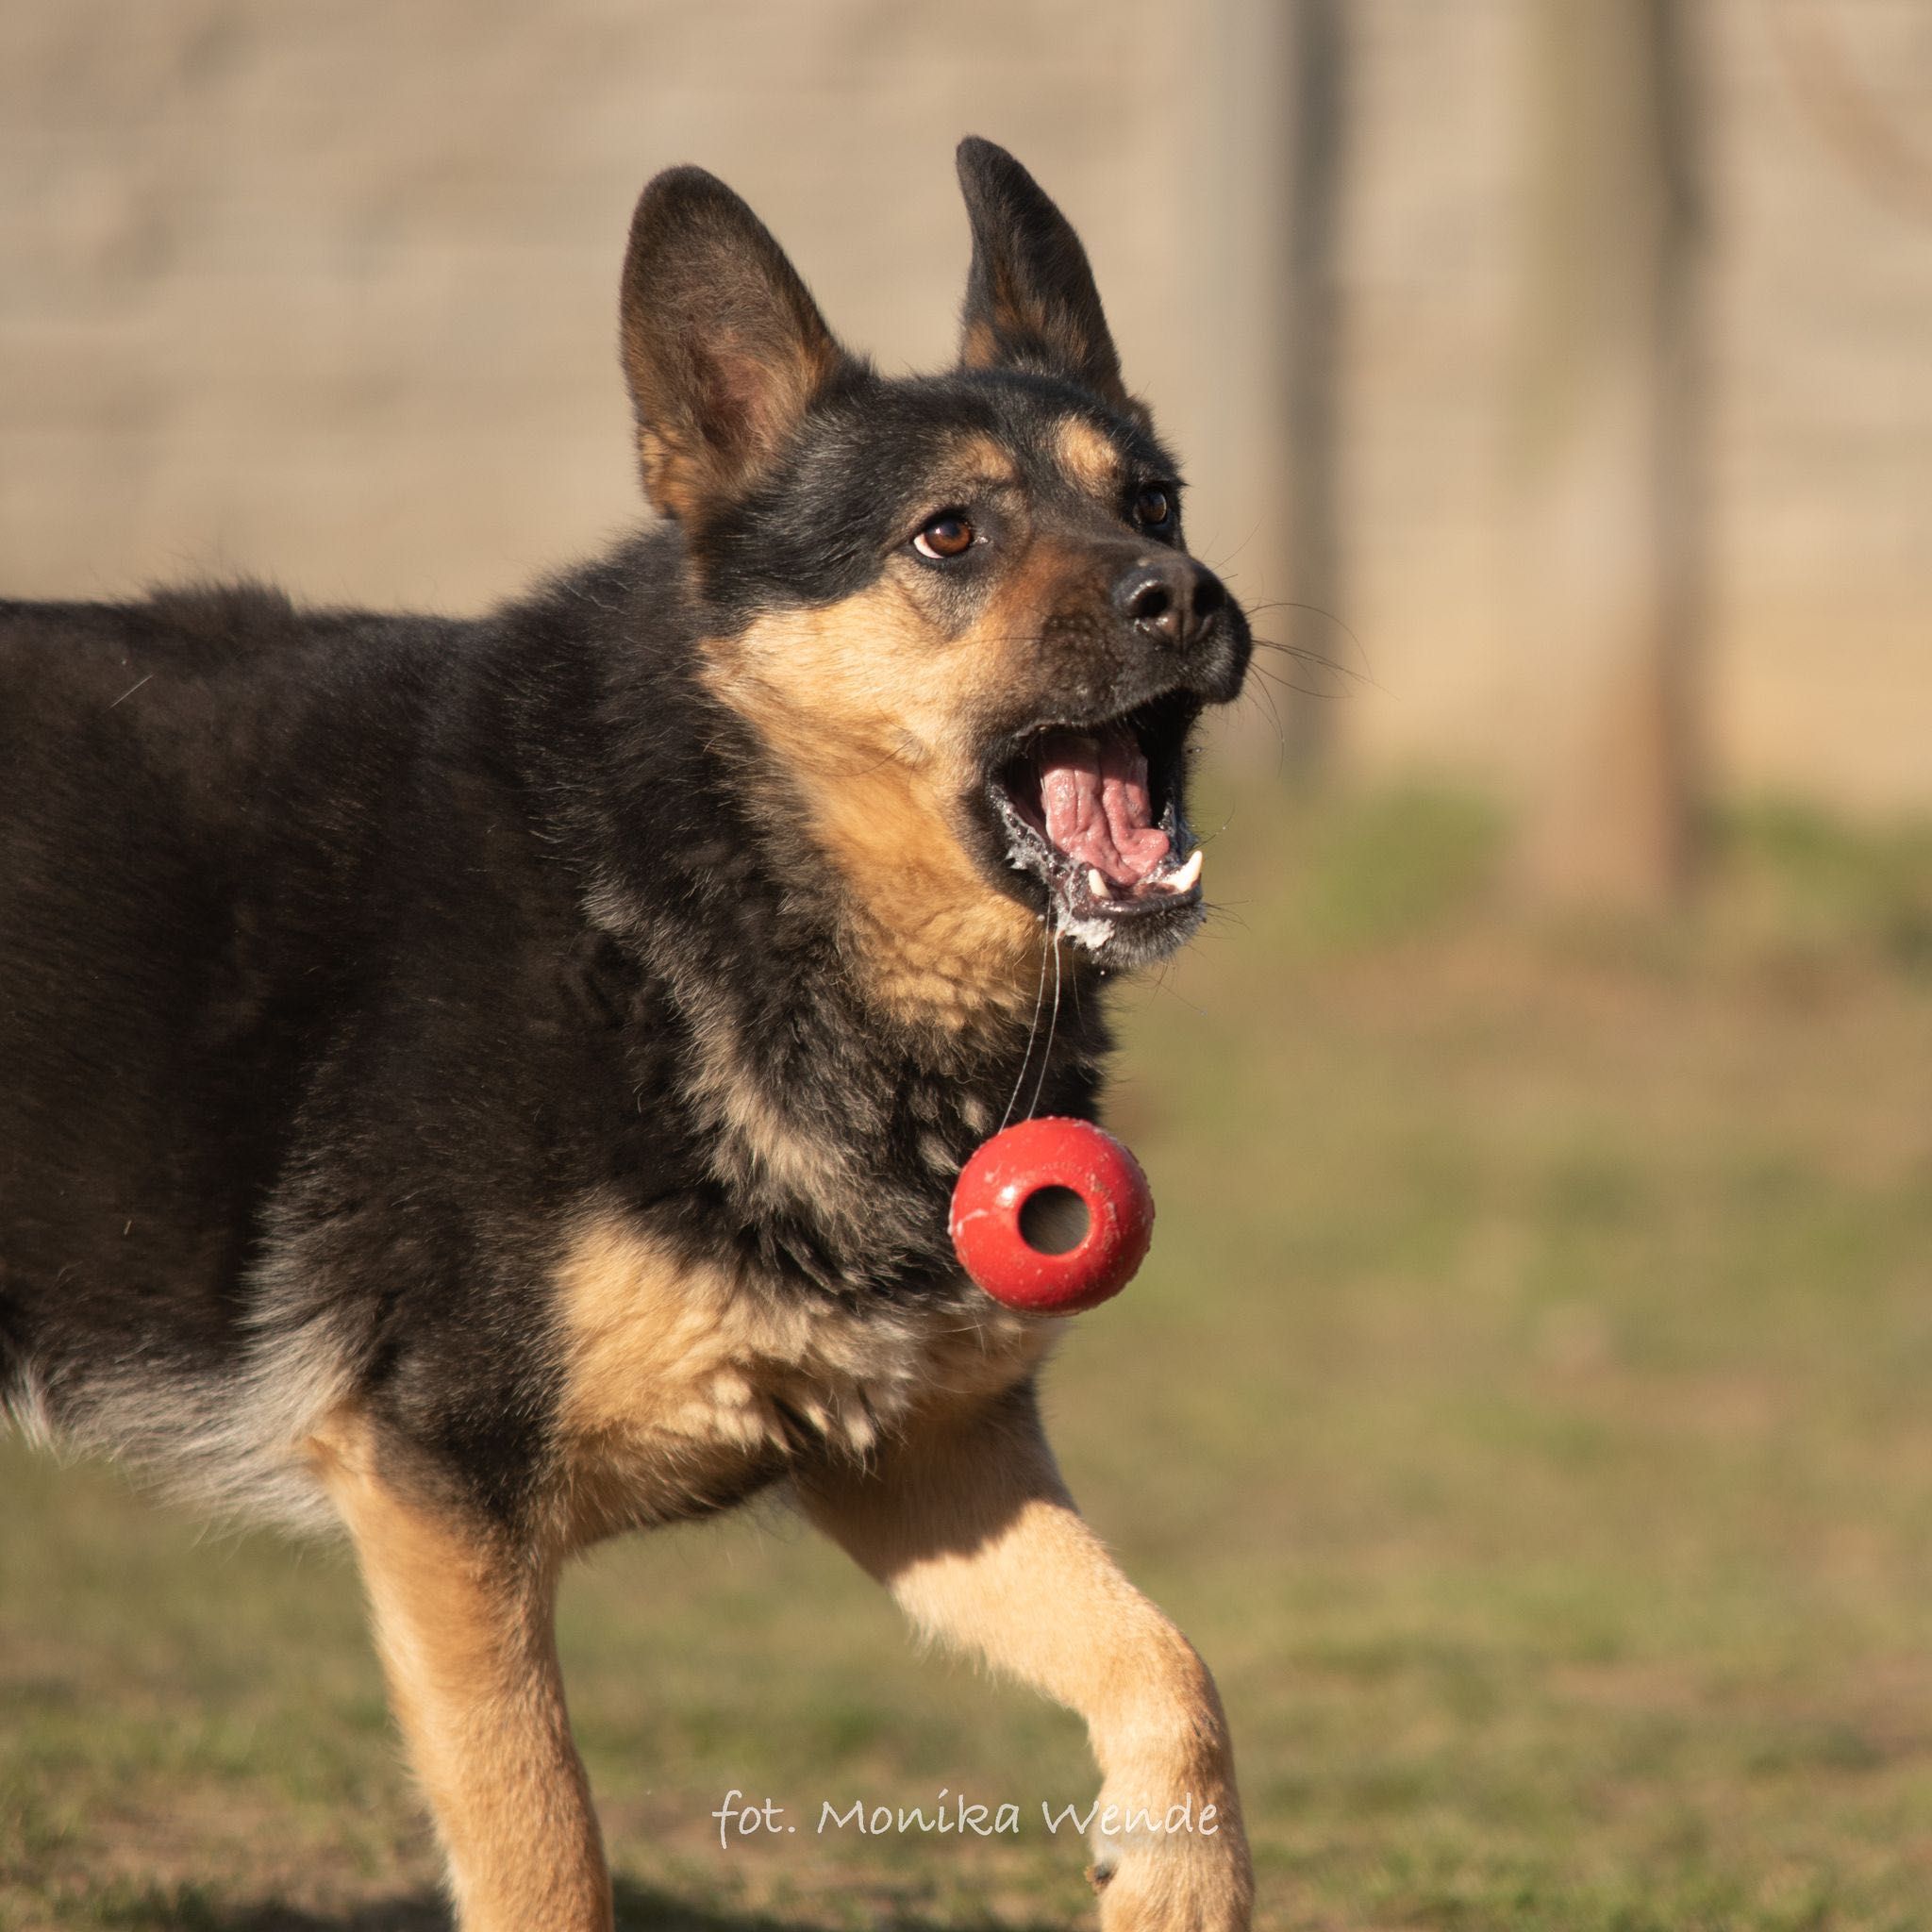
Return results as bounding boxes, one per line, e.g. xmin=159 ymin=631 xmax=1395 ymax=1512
xmin=1134 ymin=486 xmax=1174 ymax=528
xmin=913 ymin=512 xmax=975 ymax=560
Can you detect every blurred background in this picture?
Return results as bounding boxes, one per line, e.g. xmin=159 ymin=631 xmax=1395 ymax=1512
xmin=4 ymin=0 xmax=1931 ymax=859
xmin=3 ymin=5 xmax=1930 ymax=1930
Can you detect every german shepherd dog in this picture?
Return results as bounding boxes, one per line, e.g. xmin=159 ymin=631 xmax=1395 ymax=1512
xmin=0 ymin=141 xmax=1254 ymax=1929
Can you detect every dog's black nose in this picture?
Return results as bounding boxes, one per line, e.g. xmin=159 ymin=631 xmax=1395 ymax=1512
xmin=1113 ymin=558 xmax=1226 ymax=645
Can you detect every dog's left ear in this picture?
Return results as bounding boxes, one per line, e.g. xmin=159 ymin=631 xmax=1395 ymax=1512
xmin=955 ymin=137 xmax=1136 ymax=415
xmin=621 ymin=166 xmax=852 ymax=528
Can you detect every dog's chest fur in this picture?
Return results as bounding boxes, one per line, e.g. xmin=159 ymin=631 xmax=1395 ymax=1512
xmin=545 ymin=1209 xmax=1055 ymax=1544
xmin=535 ymin=927 xmax=1078 ymax=1545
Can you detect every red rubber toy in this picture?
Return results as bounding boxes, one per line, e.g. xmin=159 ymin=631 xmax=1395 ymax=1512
xmin=949 ymin=1116 xmax=1155 ymax=1315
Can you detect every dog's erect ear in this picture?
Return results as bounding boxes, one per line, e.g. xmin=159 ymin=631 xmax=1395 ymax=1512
xmin=955 ymin=137 xmax=1130 ymax=410
xmin=621 ymin=167 xmax=850 ymax=527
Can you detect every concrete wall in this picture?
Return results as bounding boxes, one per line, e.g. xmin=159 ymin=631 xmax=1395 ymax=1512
xmin=3 ymin=1 xmax=1927 ymax=808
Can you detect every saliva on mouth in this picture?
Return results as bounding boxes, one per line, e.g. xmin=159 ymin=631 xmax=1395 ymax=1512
xmin=989 ymin=702 xmax=1204 ymax=956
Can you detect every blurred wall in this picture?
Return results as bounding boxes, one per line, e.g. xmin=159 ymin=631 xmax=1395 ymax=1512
xmin=2 ymin=1 xmax=1928 ymax=810
xmin=1331 ymin=0 xmax=1932 ymax=814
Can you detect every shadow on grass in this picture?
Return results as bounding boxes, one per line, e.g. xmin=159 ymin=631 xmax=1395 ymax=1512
xmin=101 ymin=1875 xmax=1070 ymax=1932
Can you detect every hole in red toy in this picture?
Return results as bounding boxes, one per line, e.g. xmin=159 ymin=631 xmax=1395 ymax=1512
xmin=1017 ymin=1184 xmax=1091 ymax=1256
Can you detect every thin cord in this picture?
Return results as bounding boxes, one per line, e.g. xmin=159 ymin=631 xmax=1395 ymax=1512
xmin=1024 ymin=928 xmax=1063 ymax=1124
xmin=996 ymin=922 xmax=1053 ymax=1133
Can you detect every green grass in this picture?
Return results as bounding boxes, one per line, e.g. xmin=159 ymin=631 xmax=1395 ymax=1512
xmin=6 ymin=780 xmax=1932 ymax=1930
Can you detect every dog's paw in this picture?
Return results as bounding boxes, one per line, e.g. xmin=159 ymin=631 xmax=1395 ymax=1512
xmin=1085 ymin=1788 xmax=1253 ymax=1932
xmin=1090 ymin=1847 xmax=1253 ymax=1932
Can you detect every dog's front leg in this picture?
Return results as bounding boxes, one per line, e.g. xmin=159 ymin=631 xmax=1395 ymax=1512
xmin=314 ymin=1422 xmax=611 ymax=1932
xmin=798 ymin=1380 xmax=1253 ymax=1931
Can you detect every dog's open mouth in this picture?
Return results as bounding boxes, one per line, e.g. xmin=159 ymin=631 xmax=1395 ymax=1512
xmin=986 ymin=692 xmax=1203 ymax=949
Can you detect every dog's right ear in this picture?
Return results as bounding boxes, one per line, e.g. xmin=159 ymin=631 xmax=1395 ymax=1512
xmin=620 ymin=168 xmax=850 ymax=529
xmin=955 ymin=137 xmax=1132 ymax=412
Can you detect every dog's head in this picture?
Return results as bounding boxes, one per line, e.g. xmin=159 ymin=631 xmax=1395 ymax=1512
xmin=619 ymin=140 xmax=1250 ymax=1013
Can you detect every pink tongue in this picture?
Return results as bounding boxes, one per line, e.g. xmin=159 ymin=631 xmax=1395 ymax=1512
xmin=1036 ymin=729 xmax=1171 ymax=886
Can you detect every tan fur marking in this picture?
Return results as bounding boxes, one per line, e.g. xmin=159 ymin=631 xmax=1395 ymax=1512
xmin=799 ymin=1389 xmax=1254 ymax=1930
xmin=960 ymin=315 xmax=1004 ymax=372
xmin=630 ymin=325 xmax=844 ymax=529
xmin=701 ymin=582 xmax=1055 ymax=1030
xmin=308 ymin=1414 xmax=610 ymax=1932
xmin=680 ymin=983 xmax=862 ymax=1209
xmin=553 ymin=1211 xmax=1053 ymax=1547
xmin=948 ymin=434 xmax=1024 ymax=493
xmin=1056 ymin=417 xmax=1124 ymax=500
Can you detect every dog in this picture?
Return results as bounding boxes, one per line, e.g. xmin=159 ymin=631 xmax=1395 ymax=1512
xmin=0 ymin=139 xmax=1255 ymax=1931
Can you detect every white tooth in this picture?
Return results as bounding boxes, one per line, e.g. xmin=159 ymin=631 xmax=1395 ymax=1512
xmin=1087 ymin=868 xmax=1112 ymax=899
xmin=1165 ymin=848 xmax=1204 ymax=892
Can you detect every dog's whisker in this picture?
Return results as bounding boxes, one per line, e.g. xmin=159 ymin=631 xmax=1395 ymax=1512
xmin=1239 ymin=676 xmax=1289 ymax=760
